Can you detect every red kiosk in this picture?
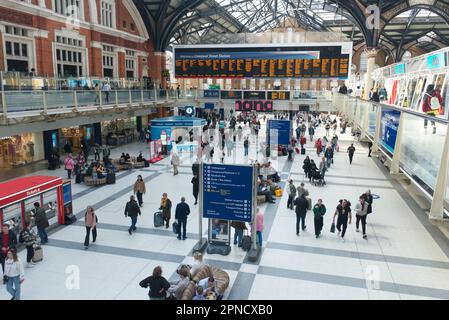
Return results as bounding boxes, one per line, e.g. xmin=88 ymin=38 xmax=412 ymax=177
xmin=0 ymin=176 xmax=73 ymax=235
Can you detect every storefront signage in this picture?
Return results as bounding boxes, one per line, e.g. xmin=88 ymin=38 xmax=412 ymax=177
xmin=235 ymin=100 xmax=273 ymax=112
xmin=427 ymin=52 xmax=446 ymax=69
xmin=393 ymin=63 xmax=405 ymax=76
xmin=380 ymin=107 xmax=401 ymax=153
xmin=267 ymin=120 xmax=292 ymax=145
xmin=203 ymin=164 xmax=253 ymax=222
xmin=26 ymin=188 xmax=41 ymax=197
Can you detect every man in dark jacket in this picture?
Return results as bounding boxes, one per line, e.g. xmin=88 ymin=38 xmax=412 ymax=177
xmin=294 ymin=194 xmax=309 ymax=236
xmin=347 ymin=144 xmax=356 ymax=164
xmin=192 ymin=159 xmax=200 ymax=176
xmin=34 ymin=202 xmax=49 ymax=244
xmin=175 ymin=197 xmax=190 ymax=240
xmin=231 ymin=221 xmax=247 ymax=247
xmin=0 ymin=223 xmax=17 ymax=272
xmin=124 ymin=195 xmax=141 ymax=235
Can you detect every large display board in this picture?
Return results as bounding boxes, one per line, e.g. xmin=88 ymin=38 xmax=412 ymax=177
xmin=202 ymin=164 xmax=253 ymax=223
xmin=174 ymin=43 xmax=352 ymax=79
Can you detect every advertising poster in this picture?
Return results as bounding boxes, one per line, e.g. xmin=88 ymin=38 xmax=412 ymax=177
xmin=380 ymin=108 xmax=401 ymax=154
xmin=210 ymin=219 xmax=230 ymax=243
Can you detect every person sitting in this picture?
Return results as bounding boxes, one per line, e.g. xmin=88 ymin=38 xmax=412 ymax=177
xmin=266 ymin=162 xmax=280 ymax=183
xmin=96 ymin=163 xmax=106 ymax=179
xmin=193 ymin=286 xmax=206 ymax=301
xmin=136 ymin=152 xmax=144 ymax=162
xmin=198 ymin=276 xmax=221 ymax=299
xmin=168 ymin=266 xmax=190 ymax=300
xmin=257 ymin=180 xmax=275 ymax=204
xmin=77 ymin=151 xmax=86 ymax=167
xmin=119 ymin=153 xmax=127 ymax=164
xmin=125 ymin=153 xmax=131 ymax=162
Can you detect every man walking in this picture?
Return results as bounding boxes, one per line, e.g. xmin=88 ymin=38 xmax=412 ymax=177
xmin=313 ymin=199 xmax=326 ymax=238
xmin=368 ymin=141 xmax=373 ymax=157
xmin=347 ymin=144 xmax=356 ymax=164
xmin=171 ymin=152 xmax=180 ymax=175
xmin=103 ymin=82 xmax=111 ymax=103
xmin=287 ymin=179 xmax=297 ymax=210
xmin=294 ymin=193 xmax=309 ymax=235
xmin=34 ymin=202 xmax=49 ymax=244
xmin=124 ymin=195 xmax=141 ymax=235
xmin=244 ymin=137 xmax=249 ymax=157
xmin=175 ymin=197 xmax=190 ymax=240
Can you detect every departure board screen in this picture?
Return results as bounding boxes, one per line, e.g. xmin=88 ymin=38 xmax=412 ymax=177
xmin=174 ymin=43 xmax=352 ymax=79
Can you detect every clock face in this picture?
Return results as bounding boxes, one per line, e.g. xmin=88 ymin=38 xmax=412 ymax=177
xmin=186 ymin=107 xmax=194 ymax=115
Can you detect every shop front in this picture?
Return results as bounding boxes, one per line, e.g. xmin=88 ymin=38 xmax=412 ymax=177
xmin=102 ymin=118 xmax=138 ymax=146
xmin=58 ymin=124 xmax=100 ymax=154
xmin=0 ymin=133 xmax=45 ymax=168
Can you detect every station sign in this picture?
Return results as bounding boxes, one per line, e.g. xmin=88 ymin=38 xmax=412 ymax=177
xmin=203 ymin=90 xmax=220 ymax=98
xmin=202 ymin=164 xmax=253 ymax=222
xmin=267 ymin=119 xmax=292 ymax=145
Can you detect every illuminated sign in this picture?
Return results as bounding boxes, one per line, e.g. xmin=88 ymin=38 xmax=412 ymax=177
xmin=427 ymin=53 xmax=446 ymax=69
xmin=235 ymin=100 xmax=273 ymax=112
xmin=267 ymin=91 xmax=290 ymax=100
xmin=393 ymin=63 xmax=405 ymax=75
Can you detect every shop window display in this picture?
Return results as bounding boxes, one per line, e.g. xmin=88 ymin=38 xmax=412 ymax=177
xmin=0 ymin=133 xmax=36 ymax=168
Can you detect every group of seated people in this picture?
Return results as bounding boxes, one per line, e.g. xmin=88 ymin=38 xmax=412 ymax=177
xmin=119 ymin=153 xmax=132 ymax=164
xmin=257 ymin=161 xmax=281 ymax=183
xmin=83 ymin=160 xmax=110 ymax=179
xmin=257 ymin=176 xmax=277 ymax=204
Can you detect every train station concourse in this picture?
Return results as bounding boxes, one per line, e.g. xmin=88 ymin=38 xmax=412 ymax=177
xmin=1 ymin=0 xmax=449 ymax=304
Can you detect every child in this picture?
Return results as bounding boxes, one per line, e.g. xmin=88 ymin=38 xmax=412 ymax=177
xmin=193 ymin=286 xmax=206 ymax=300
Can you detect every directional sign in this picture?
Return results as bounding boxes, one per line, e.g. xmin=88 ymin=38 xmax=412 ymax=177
xmin=267 ymin=119 xmax=292 ymax=145
xmin=202 ymin=164 xmax=253 ymax=222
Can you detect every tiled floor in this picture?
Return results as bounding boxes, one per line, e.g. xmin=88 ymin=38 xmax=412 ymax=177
xmin=1 ymin=116 xmax=449 ymax=300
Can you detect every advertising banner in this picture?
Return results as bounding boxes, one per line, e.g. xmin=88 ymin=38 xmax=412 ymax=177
xmin=380 ymin=107 xmax=401 ymax=153
xmin=235 ymin=100 xmax=273 ymax=112
xmin=203 ymin=164 xmax=253 ymax=222
xmin=174 ymin=43 xmax=352 ymax=79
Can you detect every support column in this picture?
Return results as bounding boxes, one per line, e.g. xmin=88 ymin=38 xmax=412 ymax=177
xmin=255 ymin=79 xmax=260 ymax=90
xmin=390 ymin=112 xmax=405 ymax=175
xmin=429 ymin=124 xmax=449 ymax=221
xmin=364 ymin=48 xmax=378 ymax=100
xmin=371 ymin=104 xmax=382 ymax=156
xmin=149 ymin=51 xmax=166 ymax=88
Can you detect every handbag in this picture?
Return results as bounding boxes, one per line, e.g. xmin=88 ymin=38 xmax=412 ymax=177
xmin=330 ymin=221 xmax=336 ymax=233
xmin=2 ymin=275 xmax=8 ymax=285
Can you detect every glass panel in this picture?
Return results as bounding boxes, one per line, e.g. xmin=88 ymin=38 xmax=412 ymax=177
xmin=13 ymin=42 xmax=20 ymax=56
xmin=76 ymin=90 xmax=97 ymax=107
xmin=131 ymin=90 xmax=141 ymax=103
xmin=116 ymin=90 xmax=130 ymax=104
xmin=2 ymin=203 xmax=23 ymax=236
xmin=21 ymin=44 xmax=27 ymax=57
xmin=42 ymin=190 xmax=58 ymax=225
xmin=5 ymin=41 xmax=12 ymax=55
xmin=399 ymin=113 xmax=446 ymax=194
xmin=4 ymin=91 xmax=45 ymax=112
xmin=367 ymin=103 xmax=377 ymax=137
xmin=46 ymin=91 xmax=76 ymax=109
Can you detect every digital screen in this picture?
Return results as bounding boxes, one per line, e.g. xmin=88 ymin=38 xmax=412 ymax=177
xmin=427 ymin=53 xmax=446 ymax=69
xmin=235 ymin=100 xmax=273 ymax=112
xmin=63 ymin=183 xmax=71 ymax=204
xmin=243 ymin=91 xmax=266 ymax=100
xmin=174 ymin=44 xmax=352 ymax=79
xmin=267 ymin=91 xmax=290 ymax=100
xmin=221 ymin=90 xmax=243 ymax=99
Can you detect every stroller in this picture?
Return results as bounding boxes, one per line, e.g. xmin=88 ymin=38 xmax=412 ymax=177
xmin=311 ymin=169 xmax=326 ymax=186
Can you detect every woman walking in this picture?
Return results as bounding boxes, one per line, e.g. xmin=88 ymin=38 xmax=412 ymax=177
xmin=313 ymin=199 xmax=326 ymax=238
xmin=19 ymin=223 xmax=37 ymax=268
xmin=255 ymin=208 xmax=264 ymax=247
xmin=84 ymin=206 xmax=97 ymax=249
xmin=64 ymin=153 xmax=75 ymax=179
xmin=355 ymin=196 xmax=368 ymax=239
xmin=333 ymin=200 xmax=351 ymax=242
xmin=139 ymin=266 xmax=171 ymax=300
xmin=191 ymin=174 xmax=199 ymax=205
xmin=159 ymin=193 xmax=172 ymax=229
xmin=133 ymin=175 xmax=146 ymax=207
xmin=4 ymin=249 xmax=24 ymax=300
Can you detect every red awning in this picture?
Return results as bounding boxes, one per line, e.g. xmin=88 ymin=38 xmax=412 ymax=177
xmin=0 ymin=176 xmax=62 ymax=208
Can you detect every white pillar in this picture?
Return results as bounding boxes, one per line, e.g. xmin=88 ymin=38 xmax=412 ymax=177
xmin=429 ymin=124 xmax=449 ymax=220
xmin=371 ymin=104 xmax=382 ymax=155
xmin=390 ymin=111 xmax=405 ymax=175
xmin=364 ymin=48 xmax=378 ymax=100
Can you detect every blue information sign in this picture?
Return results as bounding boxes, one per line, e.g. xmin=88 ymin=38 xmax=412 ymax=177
xmin=203 ymin=164 xmax=253 ymax=222
xmin=63 ymin=183 xmax=72 ymax=204
xmin=203 ymin=90 xmax=220 ymax=98
xmin=267 ymin=120 xmax=292 ymax=145
xmin=380 ymin=108 xmax=401 ymax=153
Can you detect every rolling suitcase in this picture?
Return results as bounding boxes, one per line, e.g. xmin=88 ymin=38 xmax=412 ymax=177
xmin=75 ymin=173 xmax=82 ymax=184
xmin=32 ymin=246 xmax=43 ymax=262
xmin=64 ymin=214 xmax=77 ymax=225
xmin=106 ymin=172 xmax=116 ymax=184
xmin=154 ymin=211 xmax=164 ymax=228
xmin=241 ymin=232 xmax=252 ymax=252
xmin=172 ymin=221 xmax=179 ymax=234
xmin=301 ymin=148 xmax=306 ymax=155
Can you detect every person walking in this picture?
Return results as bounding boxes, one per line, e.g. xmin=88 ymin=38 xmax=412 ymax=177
xmin=287 ymin=179 xmax=297 ymax=210
xmin=355 ymin=196 xmax=368 ymax=239
xmin=300 ymin=135 xmax=306 ymax=150
xmin=0 ymin=224 xmax=17 ymax=272
xmin=294 ymin=193 xmax=309 ymax=236
xmin=363 ymin=189 xmax=374 ymax=216
xmin=231 ymin=221 xmax=247 ymax=247
xmin=324 ymin=146 xmax=333 ymax=168
xmin=244 ymin=137 xmax=249 ymax=156
xmin=139 ymin=266 xmax=171 ymax=300
xmin=255 ymin=209 xmax=264 ymax=247
xmin=64 ymin=153 xmax=75 ymax=179
xmin=33 ymin=202 xmax=49 ymax=244
xmin=159 ymin=193 xmax=172 ymax=229
xmin=133 ymin=175 xmax=146 ymax=207
xmin=367 ymin=141 xmax=373 ymax=157
xmin=192 ymin=174 xmax=199 ymax=205
xmin=124 ymin=195 xmax=141 ymax=235
xmin=19 ymin=223 xmax=37 ymax=268
xmin=347 ymin=144 xmax=356 ymax=164
xmin=175 ymin=197 xmax=190 ymax=240
xmin=313 ymin=199 xmax=326 ymax=238
xmin=315 ymin=138 xmax=322 ymax=156
xmin=84 ymin=206 xmax=97 ymax=249
xmin=308 ymin=125 xmax=315 ymax=142
xmin=333 ymin=200 xmax=352 ymax=242
xmin=302 ymin=157 xmax=311 ymax=179
xmin=331 ymin=135 xmax=339 ymax=152
xmin=171 ymin=152 xmax=180 ymax=175
xmin=94 ymin=83 xmax=101 ymax=104
xmin=103 ymin=82 xmax=111 ymax=103
xmin=3 ymin=249 xmax=24 ymax=300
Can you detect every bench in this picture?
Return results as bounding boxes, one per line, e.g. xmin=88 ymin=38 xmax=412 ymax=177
xmin=257 ymin=195 xmax=266 ymax=204
xmin=84 ymin=176 xmax=107 ymax=186
xmin=133 ymin=161 xmax=145 ymax=169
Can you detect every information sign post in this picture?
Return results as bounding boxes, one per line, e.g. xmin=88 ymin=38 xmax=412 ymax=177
xmin=193 ymin=162 xmax=208 ymax=253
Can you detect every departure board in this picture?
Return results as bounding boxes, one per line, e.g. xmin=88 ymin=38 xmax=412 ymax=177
xmin=174 ymin=43 xmax=352 ymax=79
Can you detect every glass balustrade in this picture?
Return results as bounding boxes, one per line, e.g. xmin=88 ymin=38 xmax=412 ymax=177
xmin=130 ymin=90 xmax=142 ymax=103
xmin=3 ymin=91 xmax=45 ymax=112
xmin=116 ymin=90 xmax=130 ymax=104
xmin=367 ymin=103 xmax=378 ymax=137
xmin=45 ymin=91 xmax=76 ymax=109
